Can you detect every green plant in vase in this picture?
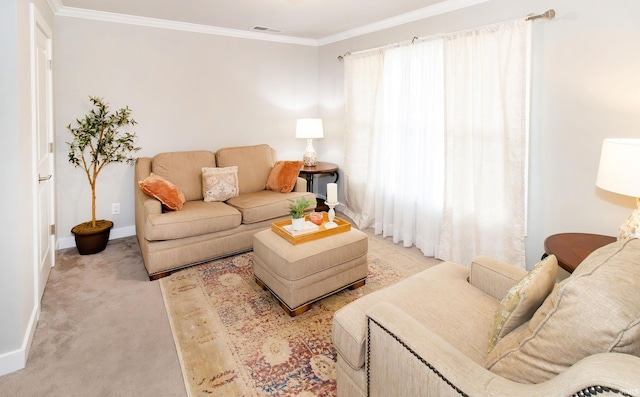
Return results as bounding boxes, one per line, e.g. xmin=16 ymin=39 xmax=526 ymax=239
xmin=289 ymin=197 xmax=316 ymax=231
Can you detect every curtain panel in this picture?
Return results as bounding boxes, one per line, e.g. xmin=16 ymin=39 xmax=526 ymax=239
xmin=439 ymin=19 xmax=530 ymax=268
xmin=343 ymin=19 xmax=530 ymax=267
xmin=343 ymin=50 xmax=384 ymax=229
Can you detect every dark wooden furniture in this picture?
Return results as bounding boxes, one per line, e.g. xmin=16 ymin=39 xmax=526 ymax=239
xmin=298 ymin=161 xmax=339 ymax=211
xmin=543 ymin=233 xmax=616 ymax=273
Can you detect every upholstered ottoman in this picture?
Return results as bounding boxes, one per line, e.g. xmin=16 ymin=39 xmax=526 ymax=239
xmin=253 ymin=228 xmax=368 ymax=316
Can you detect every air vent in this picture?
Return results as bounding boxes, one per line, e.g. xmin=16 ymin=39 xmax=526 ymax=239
xmin=250 ymin=25 xmax=284 ymax=34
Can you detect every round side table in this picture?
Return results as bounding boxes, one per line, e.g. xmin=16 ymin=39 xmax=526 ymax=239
xmin=543 ymin=233 xmax=616 ymax=273
xmin=298 ymin=162 xmax=339 ymax=212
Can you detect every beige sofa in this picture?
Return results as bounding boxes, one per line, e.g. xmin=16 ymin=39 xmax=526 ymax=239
xmin=135 ymin=144 xmax=315 ymax=280
xmin=333 ymin=238 xmax=640 ymax=396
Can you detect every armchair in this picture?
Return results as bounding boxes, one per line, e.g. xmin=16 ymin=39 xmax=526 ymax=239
xmin=333 ymin=239 xmax=640 ymax=396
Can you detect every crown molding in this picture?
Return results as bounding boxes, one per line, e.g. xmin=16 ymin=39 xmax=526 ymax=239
xmin=53 ymin=0 xmax=489 ymax=47
xmin=55 ymin=6 xmax=319 ymax=46
xmin=317 ymin=0 xmax=490 ymax=45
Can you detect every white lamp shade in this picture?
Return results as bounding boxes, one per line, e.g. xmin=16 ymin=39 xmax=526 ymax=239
xmin=596 ymin=138 xmax=640 ymax=198
xmin=295 ymin=118 xmax=324 ymax=139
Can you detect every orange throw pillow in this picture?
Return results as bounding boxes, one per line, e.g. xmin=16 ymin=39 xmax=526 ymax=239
xmin=139 ymin=173 xmax=186 ymax=211
xmin=266 ymin=161 xmax=303 ymax=193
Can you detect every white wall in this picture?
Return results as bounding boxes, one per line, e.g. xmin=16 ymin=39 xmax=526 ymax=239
xmin=319 ymin=0 xmax=640 ymax=268
xmin=52 ymin=0 xmax=640 ymax=263
xmin=0 ymin=0 xmax=54 ymax=376
xmin=54 ymin=18 xmax=319 ymax=244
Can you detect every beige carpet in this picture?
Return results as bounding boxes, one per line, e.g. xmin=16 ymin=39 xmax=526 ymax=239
xmin=160 ymin=237 xmax=434 ymax=396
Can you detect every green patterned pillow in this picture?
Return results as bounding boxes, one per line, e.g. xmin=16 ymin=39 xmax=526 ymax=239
xmin=488 ymin=255 xmax=557 ymax=351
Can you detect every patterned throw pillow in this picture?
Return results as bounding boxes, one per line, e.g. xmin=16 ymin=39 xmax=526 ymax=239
xmin=487 ymin=254 xmax=557 ymax=351
xmin=202 ymin=166 xmax=239 ymax=202
xmin=266 ymin=161 xmax=303 ymax=193
xmin=138 ymin=173 xmax=186 ymax=211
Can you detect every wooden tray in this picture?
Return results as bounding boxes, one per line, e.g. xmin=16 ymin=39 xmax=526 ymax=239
xmin=271 ymin=212 xmax=351 ymax=245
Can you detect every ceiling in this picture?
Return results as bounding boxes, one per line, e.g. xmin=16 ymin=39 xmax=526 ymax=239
xmin=53 ymin=0 xmax=487 ymax=45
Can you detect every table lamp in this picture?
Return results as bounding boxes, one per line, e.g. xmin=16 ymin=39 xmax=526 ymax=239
xmin=595 ymin=138 xmax=640 ymax=240
xmin=296 ymin=118 xmax=323 ymax=166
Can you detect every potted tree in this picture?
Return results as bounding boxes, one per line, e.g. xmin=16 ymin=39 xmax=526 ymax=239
xmin=67 ymin=96 xmax=140 ymax=255
xmin=288 ymin=197 xmax=316 ymax=231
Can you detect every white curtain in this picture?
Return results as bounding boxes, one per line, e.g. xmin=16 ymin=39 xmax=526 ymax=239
xmin=373 ymin=38 xmax=445 ymax=255
xmin=344 ymin=39 xmax=445 ymax=256
xmin=343 ymin=19 xmax=530 ymax=267
xmin=439 ymin=19 xmax=530 ymax=268
xmin=343 ymin=50 xmax=384 ymax=229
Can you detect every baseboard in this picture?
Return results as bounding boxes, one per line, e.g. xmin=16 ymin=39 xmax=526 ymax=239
xmin=0 ymin=303 xmax=39 ymax=376
xmin=57 ymin=225 xmax=136 ymax=250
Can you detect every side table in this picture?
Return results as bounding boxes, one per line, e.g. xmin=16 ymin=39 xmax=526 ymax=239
xmin=543 ymin=233 xmax=616 ymax=273
xmin=299 ymin=161 xmax=339 ymax=212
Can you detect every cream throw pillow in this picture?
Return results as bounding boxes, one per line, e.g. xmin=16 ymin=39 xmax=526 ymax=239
xmin=488 ymin=254 xmax=557 ymax=351
xmin=485 ymin=238 xmax=640 ymax=384
xmin=202 ymin=166 xmax=239 ymax=202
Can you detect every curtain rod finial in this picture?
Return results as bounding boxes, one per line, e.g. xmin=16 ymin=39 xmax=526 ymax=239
xmin=526 ymin=9 xmax=555 ymax=21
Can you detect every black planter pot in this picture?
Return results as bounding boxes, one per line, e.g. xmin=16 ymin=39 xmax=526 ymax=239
xmin=71 ymin=220 xmax=114 ymax=255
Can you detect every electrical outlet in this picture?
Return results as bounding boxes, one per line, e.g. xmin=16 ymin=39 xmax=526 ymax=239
xmin=112 ymin=203 xmax=120 ymax=215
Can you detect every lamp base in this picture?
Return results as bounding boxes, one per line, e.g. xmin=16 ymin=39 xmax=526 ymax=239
xmin=618 ymin=198 xmax=640 ymax=240
xmin=303 ymin=139 xmax=317 ymax=167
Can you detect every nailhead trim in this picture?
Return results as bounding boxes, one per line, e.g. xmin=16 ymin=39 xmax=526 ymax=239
xmin=366 ymin=317 xmax=468 ymax=397
xmin=571 ymin=386 xmax=631 ymax=397
xmin=366 ymin=317 xmax=632 ymax=397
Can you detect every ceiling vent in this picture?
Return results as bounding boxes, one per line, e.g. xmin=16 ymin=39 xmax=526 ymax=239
xmin=250 ymin=25 xmax=284 ymax=34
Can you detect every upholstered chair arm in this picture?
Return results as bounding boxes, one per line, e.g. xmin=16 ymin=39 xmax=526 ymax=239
xmin=469 ymin=256 xmax=528 ymax=300
xmin=366 ymin=302 xmax=640 ymax=397
xmin=293 ymin=177 xmax=307 ymax=192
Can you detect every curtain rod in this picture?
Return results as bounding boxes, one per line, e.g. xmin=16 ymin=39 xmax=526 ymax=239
xmin=525 ymin=9 xmax=555 ymax=21
xmin=337 ymin=9 xmax=556 ymax=61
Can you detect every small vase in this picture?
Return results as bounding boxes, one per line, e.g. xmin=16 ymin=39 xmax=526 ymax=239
xmin=309 ymin=212 xmax=323 ymax=225
xmin=291 ymin=217 xmax=305 ymax=231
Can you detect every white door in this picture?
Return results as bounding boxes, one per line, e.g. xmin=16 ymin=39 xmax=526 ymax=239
xmin=32 ymin=5 xmax=54 ymax=301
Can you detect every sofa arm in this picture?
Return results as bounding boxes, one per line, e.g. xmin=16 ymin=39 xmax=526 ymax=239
xmin=134 ymin=157 xmax=162 ymax=239
xmin=293 ymin=176 xmax=307 ymax=192
xmin=366 ymin=302 xmax=640 ymax=397
xmin=469 ymin=256 xmax=527 ymax=301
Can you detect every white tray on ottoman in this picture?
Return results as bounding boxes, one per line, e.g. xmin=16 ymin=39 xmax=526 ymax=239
xmin=252 ymin=228 xmax=368 ymax=316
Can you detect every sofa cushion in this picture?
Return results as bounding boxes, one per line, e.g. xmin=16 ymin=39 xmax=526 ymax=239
xmin=215 ymin=144 xmax=275 ymax=194
xmin=488 ymin=254 xmax=557 ymax=351
xmin=485 ymin=238 xmax=640 ymax=383
xmin=144 ymin=200 xmax=241 ymax=241
xmin=202 ymin=166 xmax=239 ymax=202
xmin=152 ymin=151 xmax=216 ymax=201
xmin=266 ymin=161 xmax=303 ymax=193
xmin=333 ymin=262 xmax=498 ymax=372
xmin=225 ymin=190 xmax=315 ymax=224
xmin=138 ymin=173 xmax=186 ymax=211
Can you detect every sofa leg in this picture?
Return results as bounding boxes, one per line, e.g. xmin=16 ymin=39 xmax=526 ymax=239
xmin=149 ymin=271 xmax=172 ymax=281
xmin=349 ymin=279 xmax=366 ymax=290
xmin=255 ymin=277 xmax=268 ymax=290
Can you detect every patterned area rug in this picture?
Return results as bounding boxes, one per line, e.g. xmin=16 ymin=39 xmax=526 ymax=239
xmin=160 ymin=237 xmax=432 ymax=396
